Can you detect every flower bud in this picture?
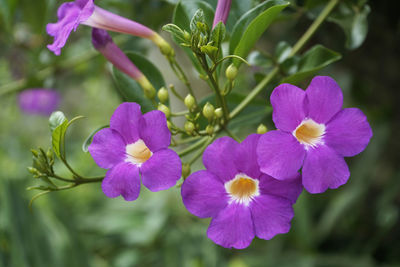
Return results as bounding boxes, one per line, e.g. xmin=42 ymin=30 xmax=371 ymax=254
xmin=184 ymin=94 xmax=196 ymax=110
xmin=185 ymin=121 xmax=195 ymax=134
xmin=214 ymin=108 xmax=223 ymax=119
xmin=183 ymin=31 xmax=191 ymax=42
xmin=225 ymin=63 xmax=238 ymax=81
xmin=157 ymin=87 xmax=169 ymax=103
xmin=182 ymin=163 xmax=191 ymax=179
xmin=202 ymin=102 xmax=215 ymax=121
xmin=257 ymin=124 xmax=268 ymax=134
xmin=27 ymin=167 xmax=38 ymax=175
xmin=158 ymin=104 xmax=171 ymax=118
xmin=206 ymin=125 xmax=214 ymax=135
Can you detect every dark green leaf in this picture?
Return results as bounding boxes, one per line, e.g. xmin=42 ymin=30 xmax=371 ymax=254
xmin=230 ymin=0 xmax=289 ymax=66
xmin=281 ymin=45 xmax=341 ymax=84
xmin=173 ymin=1 xmax=214 ymax=32
xmin=210 ymin=21 xmax=226 ymax=48
xmin=275 ymin=41 xmax=292 ymax=63
xmin=190 ymin=9 xmax=206 ymax=32
xmin=49 ymin=111 xmax=67 ymax=132
xmin=112 ymin=52 xmax=165 ymax=112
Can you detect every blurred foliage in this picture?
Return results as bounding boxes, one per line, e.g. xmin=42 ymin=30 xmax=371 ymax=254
xmin=1 ymin=0 xmax=400 ymax=266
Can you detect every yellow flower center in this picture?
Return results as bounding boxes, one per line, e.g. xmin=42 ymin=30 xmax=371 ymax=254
xmin=293 ymin=119 xmax=325 ymax=148
xmin=225 ymin=174 xmax=259 ymax=206
xmin=125 ymin=139 xmax=152 ymax=165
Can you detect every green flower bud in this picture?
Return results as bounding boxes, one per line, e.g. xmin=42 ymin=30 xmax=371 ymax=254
xmin=183 ymin=31 xmax=191 ymax=42
xmin=225 ymin=64 xmax=238 ymax=81
xmin=157 ymin=87 xmax=169 ymax=103
xmin=158 ymin=104 xmax=171 ymax=118
xmin=184 ymin=121 xmax=195 ymax=134
xmin=184 ymin=94 xmax=196 ymax=110
xmin=202 ymin=102 xmax=215 ymax=121
xmin=214 ymin=108 xmax=223 ymax=119
xmin=257 ymin=124 xmax=268 ymax=134
xmin=182 ymin=163 xmax=191 ymax=179
xmin=27 ymin=167 xmax=38 ymax=175
xmin=206 ymin=125 xmax=214 ymax=135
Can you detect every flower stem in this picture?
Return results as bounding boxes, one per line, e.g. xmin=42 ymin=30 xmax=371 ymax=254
xmin=178 ymin=137 xmax=208 ymax=157
xmin=188 ymin=136 xmax=215 ymax=165
xmin=229 ymin=0 xmax=339 ymax=119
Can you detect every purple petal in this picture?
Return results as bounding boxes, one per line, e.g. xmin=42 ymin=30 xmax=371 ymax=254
xmin=212 ymin=0 xmax=232 ymax=28
xmin=257 ymin=131 xmax=306 ymax=180
xmin=110 ymin=102 xmax=142 ymax=144
xmin=305 ymin=76 xmax=343 ymax=124
xmin=234 ymin=134 xmax=262 ymax=179
xmin=46 ymin=0 xmax=94 ymax=55
xmin=18 ymin=89 xmax=60 ymax=116
xmin=102 ymin=162 xmax=141 ymax=201
xmin=139 ymin=110 xmax=171 ymax=152
xmin=302 ymin=145 xmax=350 ymax=193
xmin=181 ymin=170 xmax=228 ymax=218
xmin=259 ymin=174 xmax=302 ymax=204
xmin=271 ymin=83 xmax=306 ymax=132
xmin=88 ymin=128 xmax=126 ymax=169
xmin=140 ymin=149 xmax=181 ymax=192
xmin=250 ymin=195 xmax=294 ymax=240
xmin=325 ymin=108 xmax=372 ymax=157
xmin=203 ymin=137 xmax=239 ymax=182
xmin=207 ymin=203 xmax=254 ymax=249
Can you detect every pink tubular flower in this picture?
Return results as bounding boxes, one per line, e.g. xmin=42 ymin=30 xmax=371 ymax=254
xmin=47 ymin=0 xmax=170 ymax=55
xmin=89 ymin=102 xmax=181 ymax=201
xmin=91 ymin=28 xmax=153 ymax=91
xmin=212 ymin=0 xmax=232 ymax=28
xmin=18 ymin=89 xmax=60 ymax=116
xmin=182 ymin=134 xmax=302 ymax=249
xmin=257 ymin=76 xmax=373 ymax=194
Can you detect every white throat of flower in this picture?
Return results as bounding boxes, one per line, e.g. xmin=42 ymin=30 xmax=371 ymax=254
xmin=225 ymin=173 xmax=260 ymax=206
xmin=125 ymin=139 xmax=152 ymax=166
xmin=293 ymin=118 xmax=326 ymax=149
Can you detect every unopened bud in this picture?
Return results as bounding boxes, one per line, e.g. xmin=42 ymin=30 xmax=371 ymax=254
xmin=214 ymin=108 xmax=223 ymax=119
xmin=257 ymin=124 xmax=268 ymax=134
xmin=206 ymin=125 xmax=214 ymax=135
xmin=184 ymin=94 xmax=196 ymax=110
xmin=27 ymin=167 xmax=38 ymax=175
xmin=202 ymin=102 xmax=215 ymax=120
xmin=158 ymin=104 xmax=171 ymax=118
xmin=183 ymin=31 xmax=191 ymax=42
xmin=225 ymin=64 xmax=238 ymax=81
xmin=184 ymin=121 xmax=195 ymax=134
xmin=157 ymin=87 xmax=169 ymax=103
xmin=182 ymin=163 xmax=191 ymax=178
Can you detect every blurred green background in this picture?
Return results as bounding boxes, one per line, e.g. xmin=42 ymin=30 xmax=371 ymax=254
xmin=0 ymin=0 xmax=399 ymax=266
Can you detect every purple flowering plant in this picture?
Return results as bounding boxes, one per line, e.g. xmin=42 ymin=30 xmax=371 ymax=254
xmin=24 ymin=0 xmax=374 ymax=250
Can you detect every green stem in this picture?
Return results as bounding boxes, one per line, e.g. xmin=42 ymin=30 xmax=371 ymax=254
xmin=229 ymin=0 xmax=339 ymax=119
xmin=178 ymin=137 xmax=208 ymax=157
xmin=224 ymin=127 xmax=241 ymax=142
xmin=188 ymin=136 xmax=215 ymax=165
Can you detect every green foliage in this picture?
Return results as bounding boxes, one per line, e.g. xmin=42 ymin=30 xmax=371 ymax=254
xmin=112 ymin=52 xmax=165 ymax=112
xmin=281 ymin=44 xmax=341 ymax=84
xmin=229 ymin=0 xmax=289 ymax=63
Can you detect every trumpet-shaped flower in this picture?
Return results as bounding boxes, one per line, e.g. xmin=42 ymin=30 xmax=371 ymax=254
xmin=89 ymin=102 xmax=181 ymax=201
xmin=47 ymin=0 xmax=169 ymax=55
xmin=181 ymin=135 xmax=302 ymax=249
xmin=257 ymin=76 xmax=372 ymax=193
xmin=18 ymin=89 xmax=60 ymax=116
xmin=212 ymin=0 xmax=232 ymax=28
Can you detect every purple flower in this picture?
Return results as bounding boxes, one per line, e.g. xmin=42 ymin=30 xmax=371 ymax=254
xmin=18 ymin=89 xmax=60 ymax=116
xmin=89 ymin=102 xmax=181 ymax=201
xmin=257 ymin=76 xmax=373 ymax=194
xmin=46 ymin=0 xmax=159 ymax=55
xmin=181 ymin=134 xmax=302 ymax=249
xmin=212 ymin=0 xmax=232 ymax=28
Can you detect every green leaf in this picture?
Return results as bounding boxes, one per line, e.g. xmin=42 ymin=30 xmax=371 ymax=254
xmin=328 ymin=3 xmax=370 ymax=50
xmin=162 ymin=23 xmax=187 ymax=43
xmin=229 ymin=0 xmax=289 ymax=61
xmin=51 ymin=119 xmax=68 ymax=159
xmin=275 ymin=41 xmax=292 ymax=63
xmin=82 ymin=125 xmax=108 ymax=152
xmin=112 ymin=52 xmax=165 ymax=112
xmin=210 ymin=21 xmax=226 ymax=48
xmin=173 ymin=1 xmax=214 ymax=32
xmin=200 ymin=45 xmax=218 ymax=60
xmin=190 ymin=9 xmax=206 ymax=33
xmin=281 ymin=45 xmax=341 ymax=84
xmin=49 ymin=111 xmax=66 ymax=132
